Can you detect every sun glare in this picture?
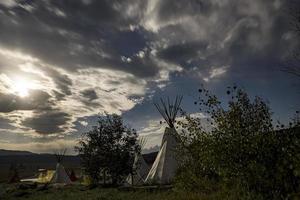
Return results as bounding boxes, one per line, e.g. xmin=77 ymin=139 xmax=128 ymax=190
xmin=12 ymin=77 xmax=32 ymax=97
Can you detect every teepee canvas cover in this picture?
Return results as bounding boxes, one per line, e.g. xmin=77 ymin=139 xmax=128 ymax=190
xmin=145 ymin=127 xmax=178 ymax=184
xmin=50 ymin=163 xmax=71 ymax=184
xmin=50 ymin=149 xmax=71 ymax=184
xmin=125 ymin=154 xmax=150 ymax=185
xmin=145 ymin=96 xmax=182 ymax=184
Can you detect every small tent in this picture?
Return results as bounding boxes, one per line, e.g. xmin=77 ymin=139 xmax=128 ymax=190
xmin=145 ymin=96 xmax=182 ymax=184
xmin=81 ymin=175 xmax=93 ymax=186
xmin=50 ymin=149 xmax=71 ymax=184
xmin=37 ymin=169 xmax=55 ymax=183
xmin=69 ymin=170 xmax=78 ymax=182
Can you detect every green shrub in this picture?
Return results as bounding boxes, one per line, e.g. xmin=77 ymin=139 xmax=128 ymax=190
xmin=176 ymin=86 xmax=300 ymax=199
xmin=75 ymin=113 xmax=140 ymax=186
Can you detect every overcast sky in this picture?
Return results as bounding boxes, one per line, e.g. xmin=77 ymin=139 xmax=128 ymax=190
xmin=0 ymin=0 xmax=299 ymax=154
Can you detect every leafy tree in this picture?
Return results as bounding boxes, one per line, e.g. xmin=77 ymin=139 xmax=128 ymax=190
xmin=177 ymin=86 xmax=300 ymax=199
xmin=76 ymin=113 xmax=140 ymax=186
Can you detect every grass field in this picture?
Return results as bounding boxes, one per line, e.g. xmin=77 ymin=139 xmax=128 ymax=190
xmin=5 ymin=181 xmax=299 ymax=200
xmin=0 ymin=183 xmax=228 ymax=200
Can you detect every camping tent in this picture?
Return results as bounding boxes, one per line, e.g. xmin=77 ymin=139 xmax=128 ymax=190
xmin=37 ymin=169 xmax=55 ymax=183
xmin=69 ymin=170 xmax=78 ymax=182
xmin=81 ymin=175 xmax=93 ymax=186
xmin=145 ymin=96 xmax=182 ymax=184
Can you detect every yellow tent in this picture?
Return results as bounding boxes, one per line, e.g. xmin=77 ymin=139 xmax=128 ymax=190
xmin=37 ymin=170 xmax=55 ymax=183
xmin=81 ymin=175 xmax=92 ymax=186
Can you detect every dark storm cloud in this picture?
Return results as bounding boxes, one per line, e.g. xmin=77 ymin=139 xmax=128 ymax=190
xmin=0 ymin=116 xmax=15 ymax=130
xmin=80 ymin=89 xmax=98 ymax=101
xmin=52 ymin=90 xmax=67 ymax=101
xmin=22 ymin=110 xmax=71 ymax=134
xmin=0 ymin=90 xmax=52 ymax=113
xmin=156 ymin=0 xmax=205 ymax=21
xmin=43 ymin=67 xmax=73 ymax=96
xmin=0 ymin=88 xmax=72 ymax=134
xmin=150 ymin=0 xmax=298 ymax=80
xmin=157 ymin=42 xmax=208 ymax=68
xmin=0 ymin=0 xmax=296 ymax=82
xmin=0 ymin=0 xmax=159 ymax=78
xmin=78 ymin=88 xmax=103 ymax=108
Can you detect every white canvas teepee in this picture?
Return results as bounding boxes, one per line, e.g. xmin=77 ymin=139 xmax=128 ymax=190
xmin=145 ymin=96 xmax=182 ymax=184
xmin=125 ymin=154 xmax=150 ymax=185
xmin=145 ymin=127 xmax=178 ymax=184
xmin=50 ymin=149 xmax=71 ymax=184
xmin=51 ymin=163 xmax=72 ymax=184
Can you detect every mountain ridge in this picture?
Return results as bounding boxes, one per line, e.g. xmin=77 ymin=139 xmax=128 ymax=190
xmin=0 ymin=149 xmax=36 ymax=156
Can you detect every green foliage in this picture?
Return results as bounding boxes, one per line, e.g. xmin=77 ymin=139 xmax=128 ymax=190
xmin=177 ymin=86 xmax=300 ymax=199
xmin=1 ymin=183 xmax=268 ymax=200
xmin=75 ymin=113 xmax=140 ymax=185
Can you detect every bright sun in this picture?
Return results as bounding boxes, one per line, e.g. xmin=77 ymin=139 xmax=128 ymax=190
xmin=12 ymin=77 xmax=32 ymax=97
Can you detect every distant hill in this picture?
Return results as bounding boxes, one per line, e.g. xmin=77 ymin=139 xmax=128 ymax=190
xmin=0 ymin=149 xmax=35 ymax=156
